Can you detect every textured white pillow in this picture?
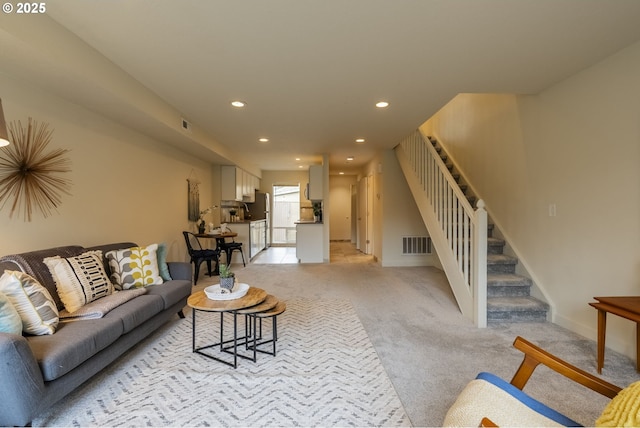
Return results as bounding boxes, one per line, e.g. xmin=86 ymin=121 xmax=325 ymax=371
xmin=105 ymin=244 xmax=163 ymax=290
xmin=44 ymin=250 xmax=113 ymax=313
xmin=0 ymin=271 xmax=59 ymax=335
xmin=0 ymin=290 xmax=22 ymax=335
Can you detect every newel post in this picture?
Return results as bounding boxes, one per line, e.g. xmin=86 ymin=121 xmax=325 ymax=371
xmin=473 ymin=199 xmax=488 ymax=328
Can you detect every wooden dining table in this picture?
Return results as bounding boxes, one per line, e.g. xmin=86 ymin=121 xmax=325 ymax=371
xmin=195 ymin=231 xmax=237 ymax=241
xmin=195 ymin=231 xmax=238 ymax=251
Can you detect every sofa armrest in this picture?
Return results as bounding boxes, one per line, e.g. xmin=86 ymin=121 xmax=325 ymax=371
xmin=167 ymin=261 xmax=192 ymax=282
xmin=0 ymin=333 xmax=45 ymax=426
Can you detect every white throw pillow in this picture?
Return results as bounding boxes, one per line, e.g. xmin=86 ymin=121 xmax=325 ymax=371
xmin=43 ymin=250 xmax=113 ymax=313
xmin=0 ymin=271 xmax=59 ymax=335
xmin=0 ymin=290 xmax=22 ymax=335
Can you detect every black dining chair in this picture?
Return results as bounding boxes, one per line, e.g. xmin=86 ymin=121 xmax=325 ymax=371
xmin=182 ymin=231 xmax=221 ymax=285
xmin=215 ymin=235 xmax=246 ymax=267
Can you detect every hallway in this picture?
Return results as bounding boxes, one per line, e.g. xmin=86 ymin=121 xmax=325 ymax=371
xmin=251 ymin=241 xmax=374 ymax=264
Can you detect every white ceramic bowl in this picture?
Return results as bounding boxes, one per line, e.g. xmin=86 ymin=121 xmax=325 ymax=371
xmin=204 ymin=282 xmax=250 ymax=301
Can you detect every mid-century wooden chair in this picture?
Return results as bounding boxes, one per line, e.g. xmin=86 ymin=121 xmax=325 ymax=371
xmin=444 ymin=336 xmax=627 ymax=427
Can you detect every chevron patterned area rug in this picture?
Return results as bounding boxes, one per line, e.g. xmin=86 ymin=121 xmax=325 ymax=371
xmin=33 ymin=298 xmax=411 ymax=427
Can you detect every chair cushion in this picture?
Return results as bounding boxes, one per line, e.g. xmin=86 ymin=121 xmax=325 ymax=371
xmin=443 ymin=372 xmax=581 ymax=427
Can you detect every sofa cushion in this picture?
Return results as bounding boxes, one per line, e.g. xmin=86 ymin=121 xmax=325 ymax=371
xmin=0 ymin=291 xmax=21 ymax=335
xmin=105 ymin=244 xmax=163 ymax=290
xmin=104 ymin=294 xmax=165 ymax=333
xmin=145 ymin=279 xmax=192 ymax=310
xmin=44 ymin=251 xmax=114 ymax=313
xmin=26 ymin=316 xmax=124 ymax=381
xmin=0 ymin=271 xmax=59 ymax=335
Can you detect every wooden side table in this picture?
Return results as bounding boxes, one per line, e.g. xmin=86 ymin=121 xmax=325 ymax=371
xmin=188 ymin=287 xmax=267 ymax=368
xmin=237 ymin=295 xmax=286 ymax=358
xmin=589 ymin=296 xmax=640 ymax=373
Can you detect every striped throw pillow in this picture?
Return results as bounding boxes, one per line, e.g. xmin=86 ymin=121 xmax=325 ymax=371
xmin=0 ymin=271 xmax=59 ymax=335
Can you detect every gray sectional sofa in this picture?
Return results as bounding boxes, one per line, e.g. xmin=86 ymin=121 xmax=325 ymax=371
xmin=0 ymin=242 xmax=192 ymax=426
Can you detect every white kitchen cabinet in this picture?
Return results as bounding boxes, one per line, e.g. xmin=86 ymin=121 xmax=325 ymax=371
xmin=296 ymin=222 xmax=323 ymax=263
xmin=308 ymin=164 xmax=323 ymax=201
xmin=250 ymin=219 xmax=267 ymax=259
xmin=221 ymin=166 xmax=259 ymax=202
xmin=221 ymin=165 xmax=243 ymax=201
xmin=242 ymin=170 xmax=257 ymax=202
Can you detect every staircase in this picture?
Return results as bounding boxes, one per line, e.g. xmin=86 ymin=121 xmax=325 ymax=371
xmin=429 ymin=136 xmax=549 ymax=322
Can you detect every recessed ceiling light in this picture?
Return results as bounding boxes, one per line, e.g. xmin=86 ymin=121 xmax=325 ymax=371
xmin=259 ymin=138 xmax=269 ymax=143
xmin=295 ymin=157 xmax=301 ymax=161
xmin=375 ymin=101 xmax=389 ymax=108
xmin=355 ymin=138 xmax=365 ymax=144
xmin=298 ymin=165 xmax=304 ymax=169
xmin=339 ymin=172 xmax=345 ymax=175
xmin=231 ymin=101 xmax=246 ymax=108
xmin=347 ymin=156 xmax=354 ymax=161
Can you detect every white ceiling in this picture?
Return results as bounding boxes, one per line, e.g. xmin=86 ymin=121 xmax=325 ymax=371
xmin=6 ymin=1 xmax=640 ymax=174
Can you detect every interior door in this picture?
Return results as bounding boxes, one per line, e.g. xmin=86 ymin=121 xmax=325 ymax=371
xmin=357 ymin=176 xmax=368 ymax=253
xmin=366 ymin=173 xmax=373 ymax=255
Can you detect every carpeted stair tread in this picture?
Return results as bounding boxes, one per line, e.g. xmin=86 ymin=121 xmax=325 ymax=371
xmin=488 ymin=237 xmax=506 ymax=254
xmin=487 ymin=237 xmax=505 ymax=246
xmin=488 ymin=296 xmax=548 ymax=310
xmin=488 ymin=273 xmax=531 ymax=286
xmin=488 ymin=274 xmax=532 ymax=297
xmin=487 ymin=254 xmax=518 ymax=265
xmin=487 ymin=296 xmax=549 ymax=322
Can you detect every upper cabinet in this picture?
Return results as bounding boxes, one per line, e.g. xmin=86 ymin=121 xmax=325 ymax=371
xmin=221 ymin=166 xmax=259 ymax=202
xmin=307 ymin=164 xmax=323 ymax=201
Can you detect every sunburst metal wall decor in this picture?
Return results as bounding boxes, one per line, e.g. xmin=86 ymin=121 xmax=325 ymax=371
xmin=0 ymin=118 xmax=72 ymax=221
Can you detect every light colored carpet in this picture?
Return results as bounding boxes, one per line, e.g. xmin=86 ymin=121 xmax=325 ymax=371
xmin=215 ymin=261 xmax=640 ymax=427
xmin=33 ymin=298 xmax=410 ymax=427
xmin=31 ymin=254 xmax=640 ymax=427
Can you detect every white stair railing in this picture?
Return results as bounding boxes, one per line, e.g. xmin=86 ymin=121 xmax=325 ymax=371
xmin=395 ymin=130 xmax=487 ymax=327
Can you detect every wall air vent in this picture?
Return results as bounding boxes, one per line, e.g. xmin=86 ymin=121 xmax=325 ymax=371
xmin=402 ymin=236 xmax=432 ymax=255
xmin=181 ymin=118 xmax=192 ymax=132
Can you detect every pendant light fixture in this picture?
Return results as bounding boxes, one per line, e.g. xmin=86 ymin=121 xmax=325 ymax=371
xmin=0 ymin=98 xmax=10 ymax=147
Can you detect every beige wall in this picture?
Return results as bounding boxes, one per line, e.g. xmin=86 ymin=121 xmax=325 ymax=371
xmin=421 ymin=40 xmax=640 ymax=357
xmin=0 ymin=74 xmax=215 ymax=263
xmin=362 ymin=150 xmax=441 ymax=268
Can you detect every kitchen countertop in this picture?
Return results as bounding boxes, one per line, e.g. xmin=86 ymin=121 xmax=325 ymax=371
xmin=295 ymin=220 xmax=323 ymax=224
xmin=226 ymin=219 xmax=266 ymax=224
